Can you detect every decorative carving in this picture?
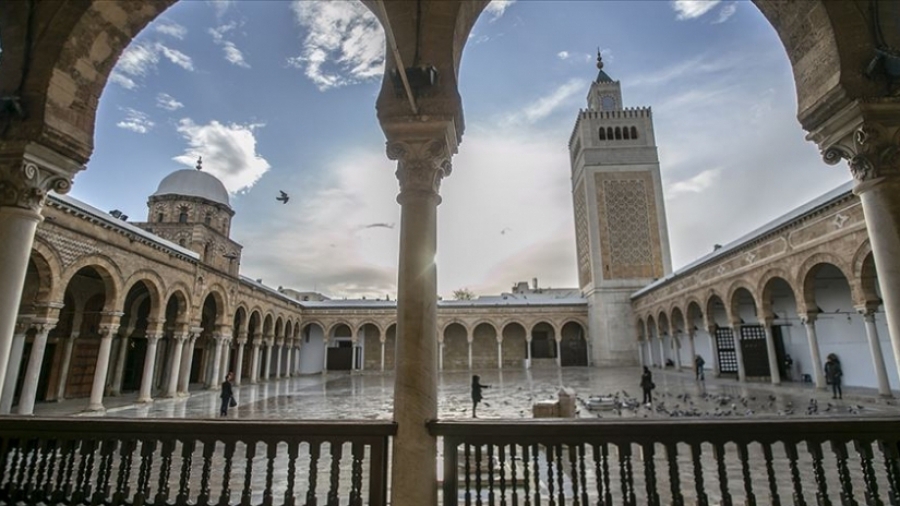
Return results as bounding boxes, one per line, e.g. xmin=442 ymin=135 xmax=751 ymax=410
xmin=821 ymin=122 xmax=900 ymax=184
xmin=388 ymin=139 xmax=452 ymax=199
xmin=573 ymin=181 xmax=592 ymax=288
xmin=35 ymin=229 xmax=100 ymax=268
xmin=0 ymin=159 xmax=73 ymax=211
xmin=832 ymin=213 xmax=849 ymax=229
xmin=603 ymin=179 xmax=653 ymax=266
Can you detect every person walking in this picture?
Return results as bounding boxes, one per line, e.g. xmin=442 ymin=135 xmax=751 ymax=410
xmin=694 ymin=355 xmax=706 ymax=381
xmin=783 ymin=354 xmax=794 ymax=381
xmin=640 ymin=366 xmax=654 ymax=404
xmin=471 ymin=375 xmax=491 ymax=418
xmin=220 ymin=372 xmax=235 ymax=417
xmin=824 ymin=353 xmax=843 ymax=399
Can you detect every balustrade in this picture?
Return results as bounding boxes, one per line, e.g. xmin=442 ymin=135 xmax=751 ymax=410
xmin=0 ymin=418 xmax=394 ymax=506
xmin=432 ymin=418 xmax=900 ymax=506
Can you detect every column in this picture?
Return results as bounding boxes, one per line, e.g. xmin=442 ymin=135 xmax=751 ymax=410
xmin=657 ymin=336 xmax=666 ymax=367
xmin=177 ymin=332 xmax=198 ymax=395
xmin=638 ymin=340 xmax=646 ymax=368
xmin=321 ymin=339 xmax=328 ymax=374
xmin=220 ymin=340 xmax=232 ymax=382
xmin=858 ymin=306 xmax=892 ymax=397
xmin=16 ymin=321 xmax=56 ymax=415
xmin=497 ymin=337 xmax=503 ymax=369
xmin=387 ymin=132 xmax=453 ymax=506
xmin=234 ymin=336 xmax=247 ymax=386
xmin=467 ymin=338 xmax=473 ymax=370
xmin=55 ymin=332 xmax=78 ymax=401
xmin=109 ymin=332 xmax=131 ymax=396
xmin=209 ymin=334 xmax=224 ymax=391
xmin=687 ymin=330 xmax=697 ymax=372
xmin=264 ymin=339 xmax=274 ymax=380
xmin=88 ymin=320 xmax=121 ymax=411
xmin=707 ymin=325 xmax=720 ymax=376
xmin=801 ymin=314 xmax=826 ymax=389
xmin=817 ymin=114 xmax=900 ymax=390
xmin=249 ymin=341 xmax=261 ymax=384
xmin=0 ymin=147 xmax=76 ymax=398
xmin=164 ymin=333 xmax=186 ymax=398
xmin=137 ymin=333 xmax=163 ymax=403
xmin=438 ymin=341 xmax=443 ymax=371
xmin=0 ymin=320 xmax=31 ymax=413
xmin=525 ymin=335 xmax=532 ymax=369
xmin=731 ymin=324 xmax=746 ymax=382
xmin=759 ymin=316 xmax=781 ymax=385
xmin=555 ymin=338 xmax=562 ymax=368
xmin=381 ymin=339 xmax=386 ymax=372
xmin=285 ymin=342 xmax=293 ymax=377
xmin=672 ymin=334 xmax=682 ymax=369
xmin=275 ymin=339 xmax=284 ymax=379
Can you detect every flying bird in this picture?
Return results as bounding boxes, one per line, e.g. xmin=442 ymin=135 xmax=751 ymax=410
xmin=362 ymin=223 xmax=395 ymax=230
xmin=277 ymin=191 xmax=290 ymax=204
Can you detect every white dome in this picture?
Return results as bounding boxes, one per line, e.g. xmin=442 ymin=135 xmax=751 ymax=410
xmin=152 ymin=169 xmax=230 ymax=207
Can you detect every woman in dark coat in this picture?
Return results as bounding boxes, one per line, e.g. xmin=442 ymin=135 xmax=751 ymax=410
xmin=640 ymin=366 xmax=654 ymax=404
xmin=220 ymin=372 xmax=235 ymax=417
xmin=471 ymin=375 xmax=490 ymax=418
xmin=824 ymin=353 xmax=843 ymax=399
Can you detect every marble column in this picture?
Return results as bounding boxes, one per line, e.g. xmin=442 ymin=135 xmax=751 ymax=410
xmin=177 ymin=332 xmax=198 ymax=395
xmin=496 ymin=337 xmax=503 ymax=369
xmin=467 ymin=338 xmax=473 ymax=370
xmin=249 ymin=342 xmax=261 ymax=384
xmin=638 ymin=340 xmax=646 ymax=368
xmin=731 ymin=324 xmax=746 ymax=382
xmin=555 ymin=338 xmax=562 ymax=368
xmin=275 ymin=339 xmax=284 ymax=379
xmin=657 ymin=336 xmax=666 ymax=367
xmin=687 ymin=330 xmax=697 ymax=372
xmin=55 ymin=332 xmax=78 ymax=401
xmin=138 ymin=333 xmax=163 ymax=403
xmin=707 ymin=326 xmax=720 ymax=376
xmin=381 ymin=339 xmax=386 ymax=372
xmin=525 ymin=336 xmax=532 ymax=369
xmin=88 ymin=320 xmax=121 ymax=411
xmin=801 ymin=314 xmax=826 ymax=389
xmin=109 ymin=334 xmax=130 ymax=396
xmin=16 ymin=321 xmax=56 ymax=415
xmin=672 ymin=335 xmax=682 ymax=369
xmin=817 ymin=114 xmax=900 ymax=392
xmin=0 ymin=319 xmax=32 ymax=414
xmin=234 ymin=337 xmax=247 ymax=386
xmin=438 ymin=341 xmax=444 ymax=371
xmin=164 ymin=333 xmax=186 ymax=398
xmin=209 ymin=334 xmax=224 ymax=391
xmin=321 ymin=339 xmax=328 ymax=374
xmin=0 ymin=147 xmax=76 ymax=397
xmin=386 ymin=133 xmax=453 ymax=506
xmin=221 ymin=341 xmax=232 ymax=382
xmin=285 ymin=343 xmax=293 ymax=376
xmin=263 ymin=339 xmax=274 ymax=380
xmin=858 ymin=306 xmax=892 ymax=397
xmin=758 ymin=316 xmax=781 ymax=385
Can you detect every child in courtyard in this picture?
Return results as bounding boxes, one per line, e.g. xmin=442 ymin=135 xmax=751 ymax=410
xmin=471 ymin=375 xmax=491 ymax=418
xmin=824 ymin=353 xmax=843 ymax=399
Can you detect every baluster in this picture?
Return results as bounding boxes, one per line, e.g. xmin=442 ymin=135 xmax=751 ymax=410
xmin=830 ymin=441 xmax=857 ymax=506
xmin=713 ymin=442 xmax=731 ymax=506
xmin=642 ymin=442 xmax=659 ymax=506
xmin=546 ymin=445 xmax=556 ymax=506
xmin=476 ymin=444 xmax=484 ymax=506
xmin=488 ymin=445 xmax=496 ymax=506
xmin=465 ymin=444 xmax=473 ymax=506
xmin=285 ymin=442 xmax=299 ymax=506
xmin=690 ymin=443 xmax=708 ymax=506
xmin=40 ymin=438 xmax=58 ymax=502
xmin=522 ymin=444 xmax=532 ymax=506
xmin=0 ymin=437 xmax=11 ymax=497
xmin=349 ymin=441 xmax=363 ymax=506
xmin=60 ymin=439 xmax=78 ymax=502
xmin=135 ymin=439 xmax=157 ymax=504
xmin=510 ymin=445 xmax=518 ymax=506
xmin=241 ymin=442 xmax=257 ymax=506
xmin=762 ymin=443 xmax=781 ymax=506
xmin=853 ymin=440 xmax=881 ymax=506
xmin=32 ymin=438 xmax=52 ymax=504
xmin=218 ymin=440 xmax=236 ymax=506
xmin=112 ymin=439 xmax=135 ymax=505
xmin=4 ymin=439 xmax=21 ymax=500
xmin=499 ymin=445 xmax=507 ymax=506
xmin=592 ymin=444 xmax=603 ymax=506
xmin=306 ymin=441 xmax=321 ymax=506
xmin=737 ymin=442 xmax=756 ymax=506
xmin=532 ymin=444 xmax=542 ymax=506
xmin=177 ymin=439 xmax=197 ymax=505
xmin=600 ymin=443 xmax=612 ymax=506
xmin=155 ymin=439 xmax=175 ymax=506
xmin=555 ymin=445 xmax=565 ymax=506
xmin=784 ymin=442 xmax=807 ymax=506
xmin=12 ymin=439 xmax=31 ymax=502
xmin=21 ymin=439 xmax=38 ymax=501
xmin=665 ymin=442 xmax=683 ymax=506
xmin=327 ymin=441 xmax=343 ymax=506
xmin=577 ymin=445 xmax=588 ymax=506
xmin=566 ymin=445 xmax=578 ymax=506
xmin=72 ymin=439 xmax=96 ymax=503
xmin=878 ymin=440 xmax=900 ymax=505
xmin=807 ymin=441 xmax=832 ymax=506
xmin=619 ymin=443 xmax=635 ymax=506
xmin=91 ymin=439 xmax=116 ymax=505
xmin=197 ymin=440 xmax=216 ymax=506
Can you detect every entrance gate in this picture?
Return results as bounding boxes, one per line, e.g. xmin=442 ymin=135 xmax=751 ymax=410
xmin=714 ymin=327 xmax=737 ymax=374
xmin=560 ymin=334 xmax=588 ymax=366
xmin=740 ymin=325 xmax=770 ymax=377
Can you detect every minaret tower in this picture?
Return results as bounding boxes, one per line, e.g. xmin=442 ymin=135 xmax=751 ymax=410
xmin=569 ymin=51 xmax=672 ymax=366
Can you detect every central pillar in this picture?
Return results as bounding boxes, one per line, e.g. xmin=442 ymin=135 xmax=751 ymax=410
xmin=17 ymin=320 xmax=57 ymax=415
xmin=249 ymin=342 xmax=261 ymax=384
xmin=177 ymin=331 xmax=199 ymax=395
xmin=263 ymin=338 xmax=274 ymax=380
xmin=387 ymin=133 xmax=453 ymax=506
xmin=209 ymin=333 xmax=224 ymax=390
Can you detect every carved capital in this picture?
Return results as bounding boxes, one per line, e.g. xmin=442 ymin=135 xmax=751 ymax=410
xmin=145 ymin=332 xmax=164 ymax=344
xmin=821 ymin=120 xmax=900 ymax=186
xmin=799 ymin=313 xmax=818 ymax=325
xmin=388 ymin=138 xmax=452 ymax=201
xmin=0 ymin=143 xmax=79 ymax=211
xmin=98 ymin=324 xmax=120 ymax=338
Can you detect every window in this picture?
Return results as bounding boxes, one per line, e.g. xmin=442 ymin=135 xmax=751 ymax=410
xmin=157 ymin=213 xmax=164 ymax=223
xmin=623 ymin=127 xmax=630 ymax=140
xmin=598 ymin=128 xmax=606 ymax=140
xmin=631 ymin=126 xmax=639 ymax=139
xmin=178 ymin=208 xmax=188 ymax=223
xmin=205 ymin=214 xmax=212 ymax=225
xmin=179 ymin=239 xmax=186 ymax=247
xmin=607 ymin=127 xmax=614 ymax=140
xmin=614 ymin=127 xmax=622 ymax=140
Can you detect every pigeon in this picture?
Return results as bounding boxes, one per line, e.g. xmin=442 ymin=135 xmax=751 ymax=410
xmin=277 ymin=191 xmax=290 ymax=204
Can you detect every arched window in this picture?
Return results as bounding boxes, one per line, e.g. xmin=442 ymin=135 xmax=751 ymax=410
xmin=205 ymin=213 xmax=212 ymax=225
xmin=157 ymin=213 xmax=164 ymax=223
xmin=631 ymin=126 xmax=639 ymax=139
xmin=607 ymin=127 xmax=614 ymax=140
xmin=614 ymin=127 xmax=622 ymax=140
xmin=598 ymin=128 xmax=606 ymax=140
xmin=623 ymin=127 xmax=630 ymax=140
xmin=178 ymin=208 xmax=188 ymax=223
xmin=178 ymin=238 xmax=186 ymax=247
xmin=204 ymin=243 xmax=211 ymax=260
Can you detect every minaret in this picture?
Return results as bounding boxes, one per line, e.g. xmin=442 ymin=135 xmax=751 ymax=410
xmin=569 ymin=51 xmax=672 ymax=366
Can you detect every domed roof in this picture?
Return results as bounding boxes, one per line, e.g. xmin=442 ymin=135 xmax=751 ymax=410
xmin=152 ymin=168 xmax=230 ymax=207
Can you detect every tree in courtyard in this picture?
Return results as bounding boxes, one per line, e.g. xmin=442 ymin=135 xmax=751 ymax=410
xmin=453 ymin=288 xmax=475 ymax=301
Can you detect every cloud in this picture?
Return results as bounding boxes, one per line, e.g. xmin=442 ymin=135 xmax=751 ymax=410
xmin=155 ymin=21 xmax=187 ymax=39
xmin=116 ymin=108 xmax=155 ymax=133
xmin=628 ymin=54 xmax=735 ymax=88
xmin=222 ymin=41 xmax=250 ymax=68
xmin=557 ymin=51 xmax=570 ymax=60
xmin=667 ymin=168 xmax=721 ymax=198
xmin=172 ymin=119 xmax=271 ymax=193
xmin=287 ymin=0 xmax=385 ymax=91
xmin=672 ymin=0 xmax=721 ymax=20
xmin=503 ymin=78 xmax=586 ymax=125
xmin=109 ymin=41 xmax=193 ymax=89
xmin=156 ymin=93 xmax=184 ymax=111
xmin=109 ymin=72 xmax=137 ymax=90
xmin=713 ymin=2 xmax=738 ymax=24
xmin=155 ymin=43 xmax=194 ymax=71
xmin=484 ymin=0 xmax=517 ymax=21
xmin=207 ymin=0 xmax=233 ymax=17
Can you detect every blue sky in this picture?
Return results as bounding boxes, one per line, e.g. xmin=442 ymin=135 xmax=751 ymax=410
xmin=74 ymin=0 xmax=851 ymax=299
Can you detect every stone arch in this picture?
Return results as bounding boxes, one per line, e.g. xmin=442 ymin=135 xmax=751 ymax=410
xmin=164 ymin=281 xmax=194 ymax=312
xmin=636 ymin=317 xmax=646 ymax=341
xmin=57 ymin=255 xmax=122 ymax=312
xmin=327 ymin=321 xmax=354 ymax=339
xmin=797 ymin=252 xmax=855 ymax=312
xmin=441 ymin=319 xmax=470 ymax=335
xmin=275 ymin=316 xmax=285 ymax=338
xmin=705 ymin=292 xmax=728 ymax=327
xmin=685 ymin=299 xmax=703 ymax=326
xmin=851 ymin=240 xmax=880 ymax=304
xmin=756 ymin=267 xmax=797 ymax=314
xmin=29 ymin=239 xmax=62 ymax=304
xmin=356 ymin=320 xmax=384 ymax=336
xmin=726 ymin=280 xmax=759 ymax=322
xmin=560 ymin=320 xmax=588 ymax=366
xmin=656 ymin=311 xmax=670 ymax=336
xmin=121 ymin=269 xmax=165 ymax=321
xmin=670 ymin=306 xmax=685 ymax=333
xmin=202 ymin=283 xmax=230 ymax=323
xmin=263 ymin=313 xmax=275 ymax=337
xmin=471 ymin=321 xmax=498 ymax=369
xmin=442 ymin=322 xmax=468 ymax=370
xmin=233 ymin=302 xmax=251 ymax=332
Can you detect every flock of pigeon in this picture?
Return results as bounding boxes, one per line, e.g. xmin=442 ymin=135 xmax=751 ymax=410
xmin=581 ymin=390 xmax=869 ymax=419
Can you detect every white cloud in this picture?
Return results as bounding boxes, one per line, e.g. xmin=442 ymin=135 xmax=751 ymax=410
xmin=172 ymin=118 xmax=271 ymax=194
xmin=288 ymin=1 xmax=385 ymax=91
xmin=672 ymin=0 xmax=721 ymax=20
xmin=209 ymin=22 xmax=251 ymax=68
xmin=208 ymin=0 xmax=233 ymax=17
xmin=629 ymin=54 xmax=735 ymax=87
xmin=557 ymin=51 xmax=570 ymax=60
xmin=116 ymin=108 xmax=155 ymax=133
xmin=110 ymin=41 xmax=193 ymax=89
xmin=156 ymin=93 xmax=184 ymax=111
xmin=155 ymin=43 xmax=194 ymax=71
xmin=155 ymin=21 xmax=187 ymax=39
xmin=667 ymin=168 xmax=721 ymax=198
xmin=503 ymin=78 xmax=586 ymax=125
xmin=484 ymin=0 xmax=517 ymax=21
xmin=713 ymin=2 xmax=738 ymax=24
xmin=109 ymin=72 xmax=137 ymax=90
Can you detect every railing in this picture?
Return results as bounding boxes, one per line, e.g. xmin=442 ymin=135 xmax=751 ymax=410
xmin=432 ymin=418 xmax=900 ymax=506
xmin=0 ymin=418 xmax=395 ymax=506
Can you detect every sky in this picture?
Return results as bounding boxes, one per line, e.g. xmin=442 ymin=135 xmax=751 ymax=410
xmin=73 ymin=0 xmax=852 ymax=300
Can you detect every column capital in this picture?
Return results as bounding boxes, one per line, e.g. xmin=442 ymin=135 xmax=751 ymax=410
xmin=856 ymin=304 xmax=879 ymax=320
xmin=172 ymin=332 xmax=190 ymax=342
xmin=145 ymin=332 xmax=164 ymax=344
xmin=0 ymin=142 xmax=80 ymax=212
xmin=387 ymin=135 xmax=453 ymax=204
xmin=275 ymin=337 xmax=285 ymax=346
xmin=236 ymin=337 xmax=248 ymax=346
xmin=32 ymin=319 xmax=58 ymax=335
xmin=799 ymin=312 xmax=818 ymax=325
xmin=98 ymin=324 xmax=120 ymax=338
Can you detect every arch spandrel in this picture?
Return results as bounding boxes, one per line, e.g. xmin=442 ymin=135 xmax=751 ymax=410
xmin=56 ymin=254 xmax=124 ymax=311
xmin=121 ymin=269 xmax=166 ymax=319
xmin=725 ymin=280 xmax=758 ymax=322
xmin=28 ymin=241 xmax=62 ymax=305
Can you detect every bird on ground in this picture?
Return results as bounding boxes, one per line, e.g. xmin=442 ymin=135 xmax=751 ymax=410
xmin=277 ymin=191 xmax=290 ymax=204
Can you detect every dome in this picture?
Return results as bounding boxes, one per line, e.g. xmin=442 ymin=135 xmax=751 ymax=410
xmin=152 ymin=169 xmax=230 ymax=207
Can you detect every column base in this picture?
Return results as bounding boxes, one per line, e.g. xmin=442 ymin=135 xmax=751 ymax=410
xmin=177 ymin=391 xmax=191 ymax=398
xmin=879 ymin=393 xmax=895 ymax=399
xmin=85 ymin=404 xmax=106 ymax=412
xmin=137 ymin=396 xmax=153 ymax=403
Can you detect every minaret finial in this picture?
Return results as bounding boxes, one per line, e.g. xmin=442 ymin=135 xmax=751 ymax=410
xmin=596 ymin=48 xmax=604 ymax=71
xmin=196 ymin=156 xmax=203 ymax=171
